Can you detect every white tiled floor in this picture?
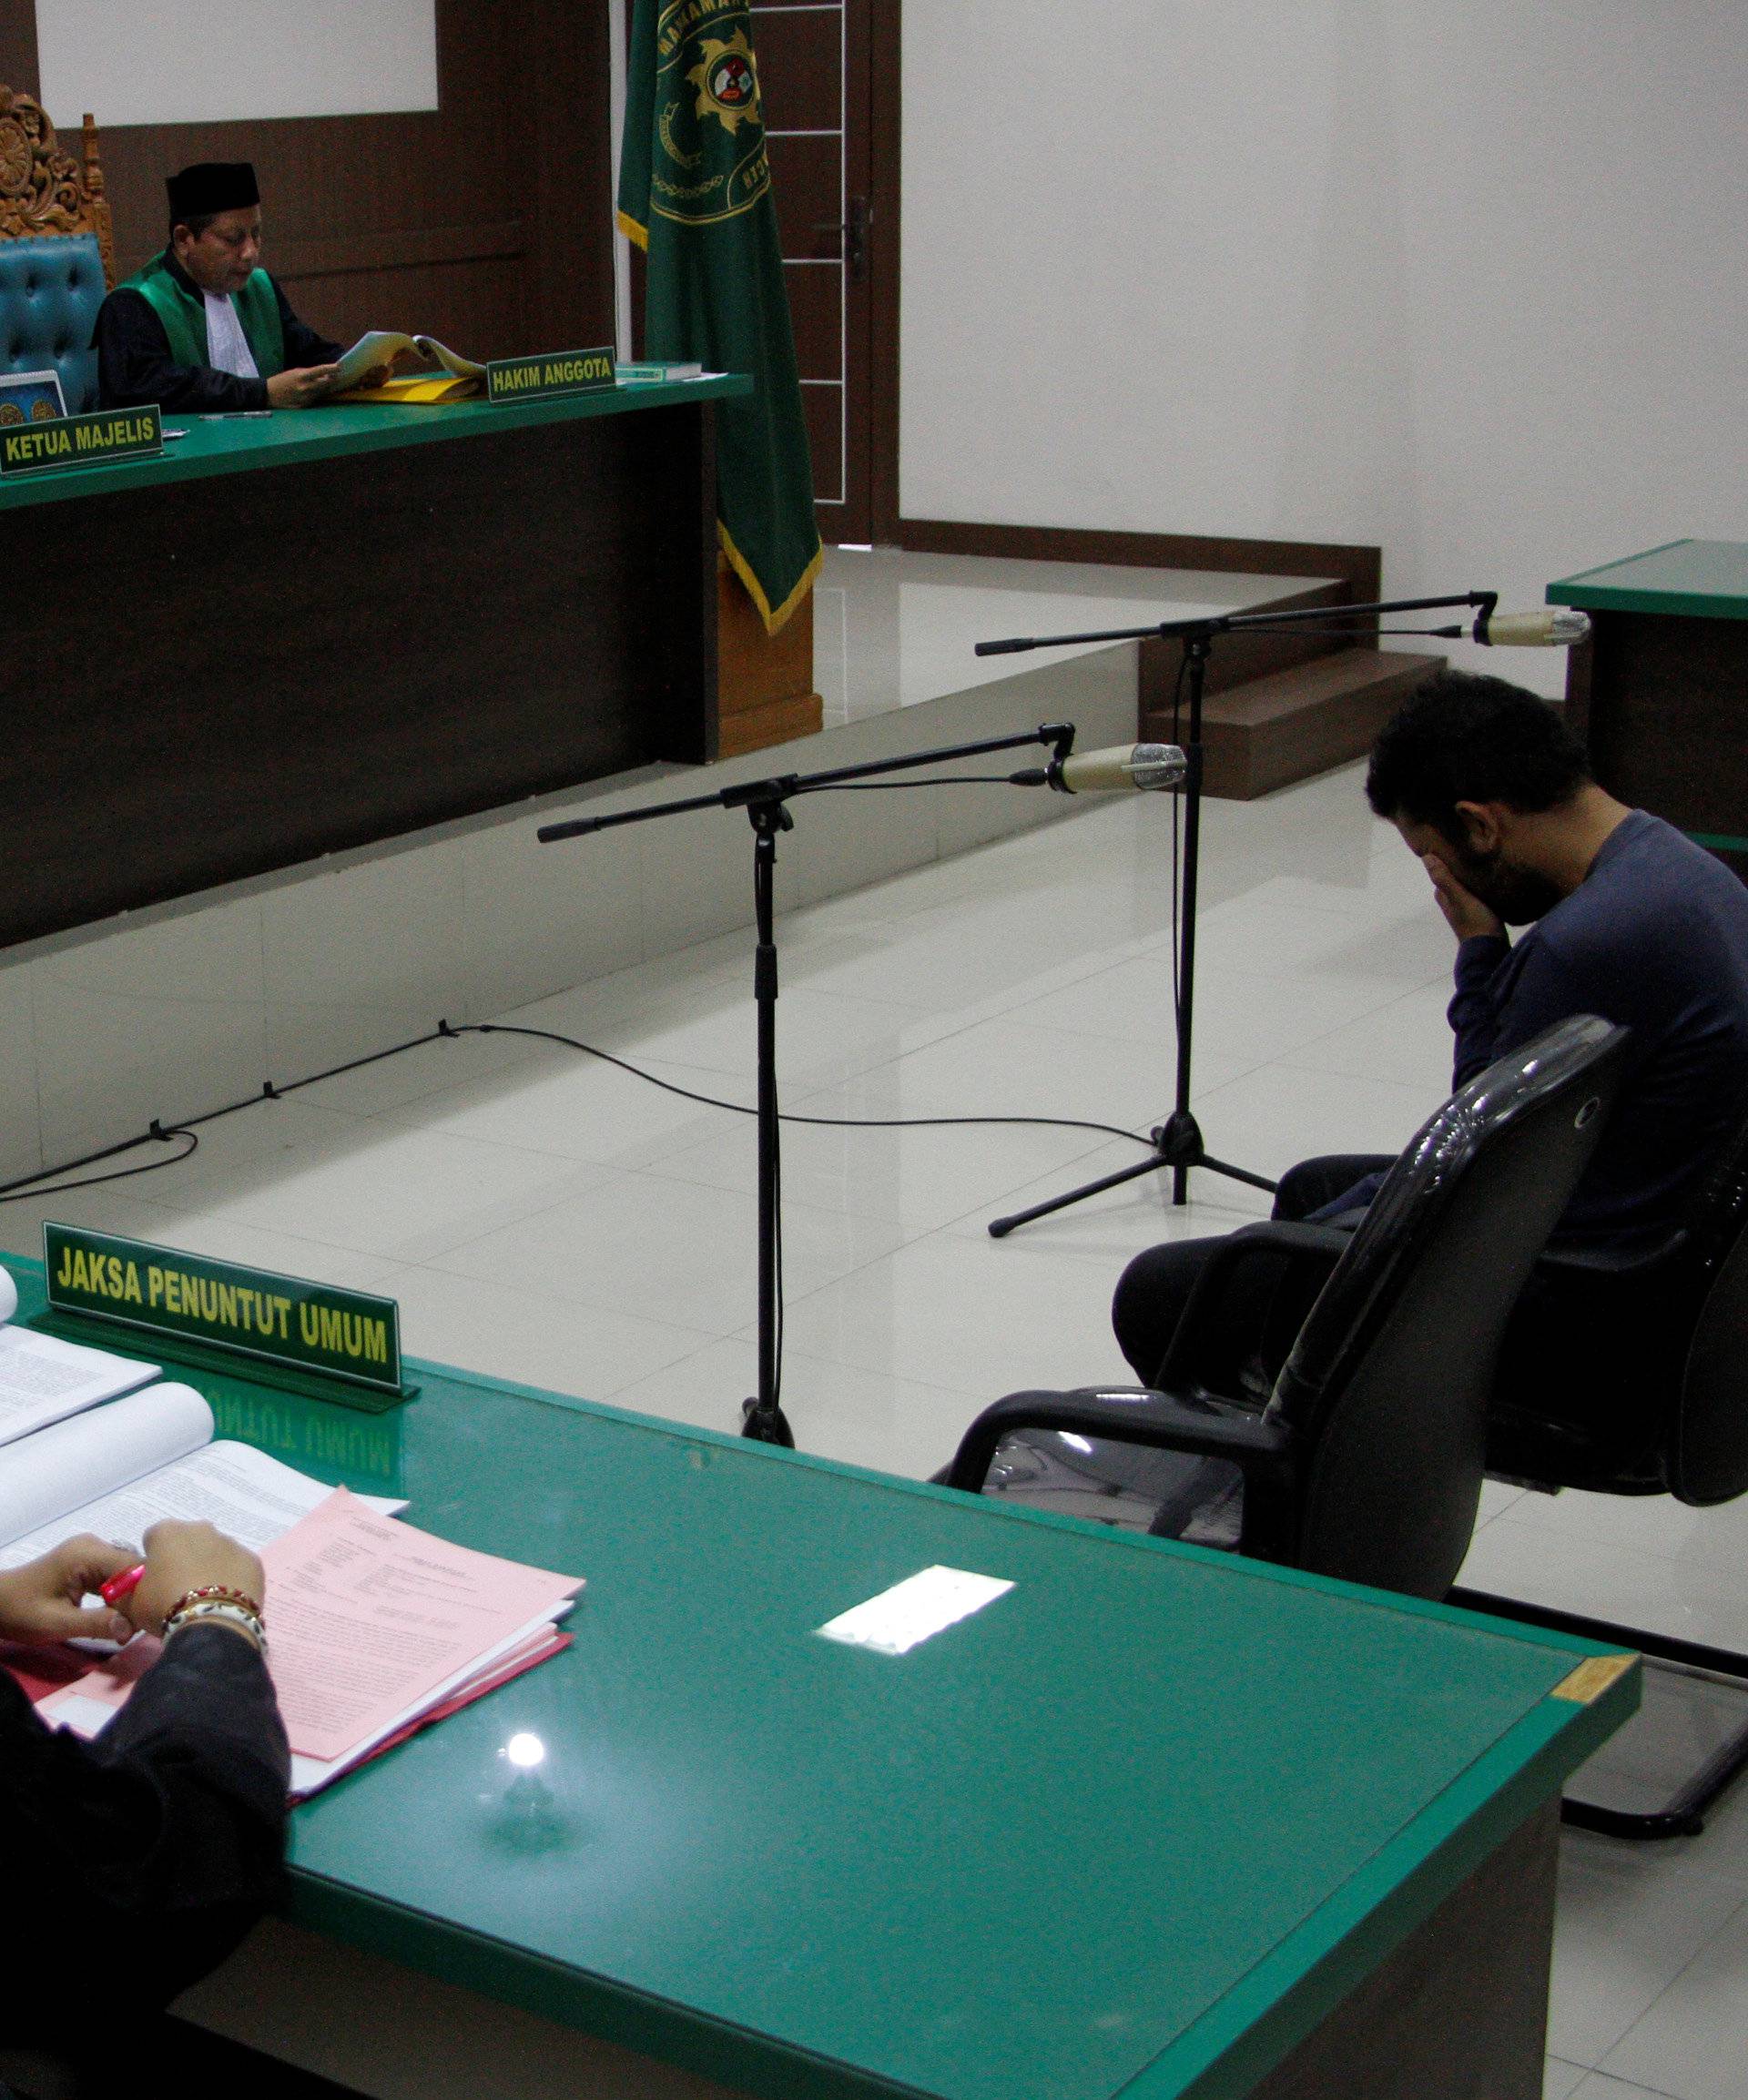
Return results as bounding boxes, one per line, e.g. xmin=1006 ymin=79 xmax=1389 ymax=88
xmin=6 ymin=615 xmax=1746 ymax=2095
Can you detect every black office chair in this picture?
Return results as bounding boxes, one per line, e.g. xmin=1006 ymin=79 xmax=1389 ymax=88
xmin=1448 ymin=1092 xmax=1748 ymax=1839
xmin=943 ymin=1016 xmax=1631 ymax=1607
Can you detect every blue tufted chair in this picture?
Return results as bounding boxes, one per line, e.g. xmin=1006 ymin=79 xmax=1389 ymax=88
xmin=0 ymin=231 xmax=107 ymax=414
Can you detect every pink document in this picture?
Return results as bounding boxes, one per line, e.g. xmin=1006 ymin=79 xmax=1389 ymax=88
xmin=260 ymin=1488 xmax=581 ymax=1760
xmin=39 ymin=1488 xmax=582 ymax=1770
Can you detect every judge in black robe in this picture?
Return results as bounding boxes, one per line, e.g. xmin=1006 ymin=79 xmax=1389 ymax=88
xmin=94 ymin=160 xmax=344 ymax=414
xmin=96 ymin=250 xmax=343 ymax=415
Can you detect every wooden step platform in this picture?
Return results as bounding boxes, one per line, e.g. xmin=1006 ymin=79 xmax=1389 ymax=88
xmin=1143 ymin=646 xmax=1441 ymax=801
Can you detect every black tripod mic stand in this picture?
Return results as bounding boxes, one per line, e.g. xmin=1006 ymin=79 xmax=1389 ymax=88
xmin=978 ymin=592 xmax=1500 ymax=1236
xmin=537 ymin=722 xmax=1078 ymax=1446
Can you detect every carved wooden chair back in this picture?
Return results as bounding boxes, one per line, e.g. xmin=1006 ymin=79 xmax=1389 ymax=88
xmin=1 ymin=87 xmax=117 ymax=417
xmin=0 ymin=86 xmax=115 ymax=283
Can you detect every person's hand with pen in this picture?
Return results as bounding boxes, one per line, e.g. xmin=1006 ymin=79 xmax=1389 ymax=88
xmin=0 ymin=1529 xmax=287 ymax=2037
xmin=0 ymin=1519 xmax=266 ymax=1650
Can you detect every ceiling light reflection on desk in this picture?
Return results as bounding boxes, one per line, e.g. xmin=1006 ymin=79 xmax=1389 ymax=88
xmin=816 ymin=1566 xmax=1015 ymax=1658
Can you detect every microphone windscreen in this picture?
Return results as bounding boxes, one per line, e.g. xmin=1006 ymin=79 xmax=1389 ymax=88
xmin=1482 ymin=609 xmax=1592 ymax=646
xmin=1059 ymin=744 xmax=1188 ymax=793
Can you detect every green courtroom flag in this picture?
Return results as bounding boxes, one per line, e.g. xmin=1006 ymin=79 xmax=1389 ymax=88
xmin=619 ymin=0 xmax=823 ymax=634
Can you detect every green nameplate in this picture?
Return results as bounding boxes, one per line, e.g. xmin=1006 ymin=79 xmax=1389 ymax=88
xmin=0 ymin=404 xmax=162 ymax=478
xmin=43 ymin=1223 xmax=407 ymax=1400
xmin=486 ymin=347 xmax=615 ymax=403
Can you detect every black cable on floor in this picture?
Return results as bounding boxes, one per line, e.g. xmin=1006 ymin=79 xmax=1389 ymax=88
xmin=462 ymin=1023 xmax=1154 ymax=1146
xmin=0 ymin=1127 xmax=201 ymax=1202
xmin=0 ymin=1005 xmax=1157 ymax=1210
xmin=0 ymin=1029 xmax=453 ymax=1204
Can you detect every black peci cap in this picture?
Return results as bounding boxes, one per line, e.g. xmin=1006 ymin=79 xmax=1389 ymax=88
xmin=167 ymin=161 xmax=260 ymax=224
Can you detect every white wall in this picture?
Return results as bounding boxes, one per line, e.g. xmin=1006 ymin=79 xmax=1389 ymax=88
xmin=900 ymin=2 xmax=1748 ymax=686
xmin=35 ymin=0 xmax=438 ymax=127
xmin=0 ymin=654 xmax=1133 ymax=1184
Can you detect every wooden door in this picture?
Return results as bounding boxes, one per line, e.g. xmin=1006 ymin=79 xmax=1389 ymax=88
xmin=753 ymin=0 xmax=896 ymax=545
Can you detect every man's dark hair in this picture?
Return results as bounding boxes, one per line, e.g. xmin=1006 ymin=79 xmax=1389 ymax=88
xmin=1366 ymin=667 xmax=1590 ymax=840
xmin=170 ymin=210 xmax=220 ymax=244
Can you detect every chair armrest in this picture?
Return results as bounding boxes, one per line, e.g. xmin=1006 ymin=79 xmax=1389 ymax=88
xmin=1158 ymin=1222 xmax=1354 ymax=1395
xmin=943 ymin=1385 xmax=1296 ymax=1495
xmin=1537 ymin=1229 xmax=1690 ymax=1278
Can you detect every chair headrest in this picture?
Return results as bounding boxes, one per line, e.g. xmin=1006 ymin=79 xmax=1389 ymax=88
xmin=1276 ymin=1013 xmax=1631 ymax=1414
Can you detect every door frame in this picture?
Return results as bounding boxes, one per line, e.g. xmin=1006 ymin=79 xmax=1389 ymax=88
xmin=865 ymin=0 xmax=900 ymax=543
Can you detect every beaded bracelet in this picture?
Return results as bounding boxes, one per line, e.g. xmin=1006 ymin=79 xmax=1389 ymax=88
xmin=163 ymin=1583 xmax=264 ymax=1622
xmin=163 ymin=1598 xmax=268 ymax=1651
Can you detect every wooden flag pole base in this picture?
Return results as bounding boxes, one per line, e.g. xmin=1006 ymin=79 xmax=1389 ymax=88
xmin=716 ymin=551 xmax=823 ymax=756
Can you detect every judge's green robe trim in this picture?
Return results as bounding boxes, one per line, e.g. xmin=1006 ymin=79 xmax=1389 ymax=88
xmin=122 ymin=254 xmax=287 ymax=380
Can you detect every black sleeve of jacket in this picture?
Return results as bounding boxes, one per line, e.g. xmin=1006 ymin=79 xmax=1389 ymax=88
xmin=273 ymin=278 xmax=344 ymax=369
xmin=94 ymin=289 xmax=269 ymax=412
xmin=0 ymin=1626 xmax=290 ymax=2042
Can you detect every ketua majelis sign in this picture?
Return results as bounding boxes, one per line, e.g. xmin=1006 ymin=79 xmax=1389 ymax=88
xmin=0 ymin=404 xmax=162 ymax=478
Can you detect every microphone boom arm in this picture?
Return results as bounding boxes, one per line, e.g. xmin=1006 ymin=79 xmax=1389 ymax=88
xmin=537 ymin=723 xmax=1078 ymax=843
xmin=974 ymin=592 xmax=1500 ymax=658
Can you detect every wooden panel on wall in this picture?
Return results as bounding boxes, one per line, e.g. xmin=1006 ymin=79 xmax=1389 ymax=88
xmin=767 ymin=133 xmax=838 ymax=253
xmin=753 ymin=5 xmax=842 ymax=131
xmin=800 ymin=382 xmax=842 ymax=506
xmin=0 ymin=401 xmax=719 ymax=948
xmin=784 ymin=260 xmax=843 ymax=377
xmin=0 ymin=0 xmax=36 ymax=85
xmin=0 ymin=0 xmax=612 ymax=360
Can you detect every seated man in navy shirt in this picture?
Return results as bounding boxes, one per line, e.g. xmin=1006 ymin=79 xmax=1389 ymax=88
xmin=1113 ymin=668 xmax=1748 ymax=1459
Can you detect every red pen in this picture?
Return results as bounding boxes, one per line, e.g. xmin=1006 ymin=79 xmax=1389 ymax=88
xmin=99 ymin=1563 xmax=147 ymax=1607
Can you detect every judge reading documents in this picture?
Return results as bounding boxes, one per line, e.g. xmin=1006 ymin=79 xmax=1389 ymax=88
xmin=95 ymin=160 xmax=361 ymax=413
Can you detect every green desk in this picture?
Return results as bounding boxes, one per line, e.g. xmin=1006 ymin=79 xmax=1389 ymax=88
xmin=11 ymin=1261 xmax=1635 ymax=2100
xmin=0 ymin=379 xmax=750 ymax=949
xmin=1550 ymin=539 xmax=1748 ymax=876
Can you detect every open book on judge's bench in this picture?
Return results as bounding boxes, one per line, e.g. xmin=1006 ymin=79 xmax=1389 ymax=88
xmin=330 ymin=330 xmax=486 ymax=403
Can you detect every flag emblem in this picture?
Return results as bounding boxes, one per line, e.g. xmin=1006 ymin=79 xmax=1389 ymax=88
xmin=623 ymin=0 xmax=823 ymax=634
xmin=688 ymin=34 xmax=761 ymax=132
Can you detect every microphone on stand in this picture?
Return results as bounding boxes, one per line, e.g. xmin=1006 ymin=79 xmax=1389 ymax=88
xmin=1011 ymin=743 xmax=1189 ymax=794
xmin=1472 ymin=606 xmax=1592 ymax=647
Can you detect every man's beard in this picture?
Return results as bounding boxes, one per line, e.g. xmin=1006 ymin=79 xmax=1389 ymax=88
xmin=1447 ymin=845 xmax=1565 ymax=927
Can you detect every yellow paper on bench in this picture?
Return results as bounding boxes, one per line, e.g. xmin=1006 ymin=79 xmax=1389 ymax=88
xmin=333 ymin=372 xmax=480 ymax=404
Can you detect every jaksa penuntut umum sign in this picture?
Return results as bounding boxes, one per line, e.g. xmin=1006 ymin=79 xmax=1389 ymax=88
xmin=43 ymin=1223 xmax=404 ymax=1396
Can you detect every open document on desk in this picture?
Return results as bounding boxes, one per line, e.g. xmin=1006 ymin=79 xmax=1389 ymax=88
xmin=39 ymin=1486 xmax=582 ymax=1797
xmin=0 ymin=1381 xmax=403 ymax=1571
xmin=0 ymin=1259 xmax=159 ymax=1446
